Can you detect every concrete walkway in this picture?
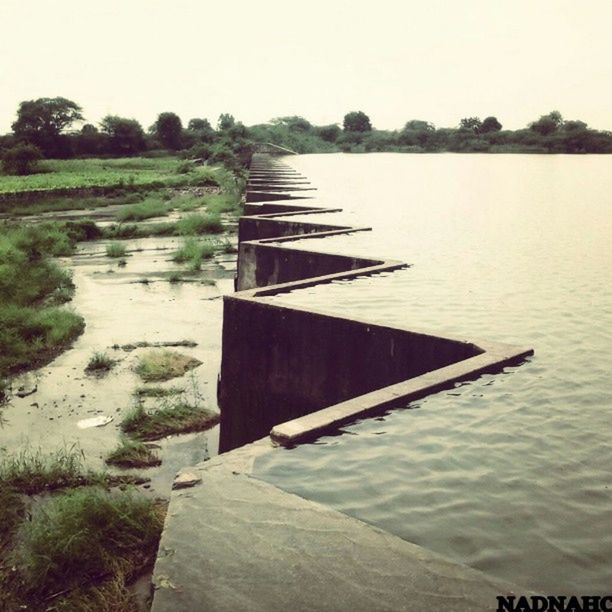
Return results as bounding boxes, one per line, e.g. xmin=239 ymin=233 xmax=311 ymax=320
xmin=151 ymin=440 xmax=524 ymax=612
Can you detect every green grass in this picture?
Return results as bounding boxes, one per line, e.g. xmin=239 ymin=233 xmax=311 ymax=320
xmin=0 ymin=191 xmax=144 ymax=217
xmin=175 ymin=212 xmax=223 ymax=235
xmin=85 ymin=351 xmax=116 ymax=374
xmin=0 ymin=156 xmax=222 ymax=194
xmin=0 ymin=305 xmax=84 ymax=375
xmin=105 ymin=242 xmax=127 ymax=258
xmin=116 ymin=195 xmax=169 ymax=222
xmin=105 ymin=438 xmax=161 ymax=468
xmin=120 ymin=401 xmax=219 ymax=440
xmin=134 ymin=350 xmax=201 ymax=382
xmin=172 ymin=237 xmax=216 ymax=270
xmin=134 ymin=385 xmax=183 ymax=398
xmin=4 ymin=487 xmax=165 ymax=608
xmin=0 ymin=446 xmax=144 ymax=495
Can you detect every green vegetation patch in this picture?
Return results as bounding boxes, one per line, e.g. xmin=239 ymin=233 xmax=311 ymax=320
xmin=121 ymin=401 xmax=219 ymax=440
xmin=134 ymin=385 xmax=183 ymax=398
xmin=134 ymin=349 xmax=201 ymax=382
xmin=116 ymin=195 xmax=170 ymax=222
xmin=2 ymin=487 xmax=165 ymax=609
xmin=0 ymin=223 xmax=86 ymax=377
xmin=175 ymin=212 xmax=223 ymax=235
xmin=0 ymin=156 xmax=221 ymax=195
xmin=85 ymin=351 xmax=116 ymax=374
xmin=0 ymin=446 xmax=144 ymax=495
xmin=105 ymin=438 xmax=161 ymax=468
xmin=172 ymin=237 xmax=216 ymax=270
xmin=105 ymin=241 xmax=127 ymax=258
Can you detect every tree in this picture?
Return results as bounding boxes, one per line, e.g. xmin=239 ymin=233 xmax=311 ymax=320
xmin=12 ymin=97 xmax=83 ymax=157
xmin=217 ymin=113 xmax=236 ymax=131
xmin=316 ymin=124 xmax=341 ymax=142
xmin=459 ymin=117 xmax=483 ymax=133
xmin=480 ymin=116 xmax=502 ymax=133
xmin=187 ymin=118 xmax=212 ymax=132
xmin=99 ymin=115 xmax=146 ymax=155
xmin=403 ymin=120 xmax=435 ymax=132
xmin=343 ymin=111 xmax=372 ymax=132
xmin=529 ymin=111 xmax=563 ymax=136
xmin=2 ymin=144 xmax=43 ymax=175
xmin=155 ymin=112 xmax=183 ymax=150
xmin=271 ymin=116 xmax=313 ymax=132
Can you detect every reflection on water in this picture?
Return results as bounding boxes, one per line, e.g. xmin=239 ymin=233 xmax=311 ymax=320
xmin=254 ymin=153 xmax=612 ymax=593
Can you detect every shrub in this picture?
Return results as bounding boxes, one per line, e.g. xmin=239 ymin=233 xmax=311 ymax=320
xmin=1 ymin=144 xmax=43 ymax=176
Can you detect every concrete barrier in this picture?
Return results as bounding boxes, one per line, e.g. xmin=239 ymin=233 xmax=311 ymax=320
xmin=218 ymin=154 xmax=533 ymax=452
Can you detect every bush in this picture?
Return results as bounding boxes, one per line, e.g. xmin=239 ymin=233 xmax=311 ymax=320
xmin=2 ymin=144 xmax=43 ymax=176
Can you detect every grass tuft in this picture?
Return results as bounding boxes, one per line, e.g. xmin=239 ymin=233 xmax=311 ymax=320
xmin=121 ymin=401 xmax=219 ymax=440
xmin=116 ymin=196 xmax=169 ymax=222
xmin=85 ymin=351 xmax=116 ymax=374
xmin=134 ymin=350 xmax=201 ymax=382
xmin=175 ymin=212 xmax=223 ymax=235
xmin=105 ymin=242 xmax=127 ymax=258
xmin=105 ymin=438 xmax=161 ymax=468
xmin=9 ymin=487 xmax=165 ymax=603
xmin=172 ymin=237 xmax=216 ymax=270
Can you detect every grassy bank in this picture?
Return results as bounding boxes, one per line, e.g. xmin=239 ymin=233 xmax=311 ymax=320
xmin=0 ymin=223 xmax=85 ymax=388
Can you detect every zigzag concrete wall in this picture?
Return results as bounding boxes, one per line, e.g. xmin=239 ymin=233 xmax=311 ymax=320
xmin=218 ymin=154 xmax=533 ymax=452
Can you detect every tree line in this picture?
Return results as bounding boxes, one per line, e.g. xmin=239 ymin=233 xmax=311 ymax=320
xmin=1 ymin=97 xmax=611 ymax=175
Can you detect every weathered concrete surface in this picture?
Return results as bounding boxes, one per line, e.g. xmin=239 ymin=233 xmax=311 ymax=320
xmin=152 ymin=451 xmax=524 ymax=612
xmin=219 ymin=298 xmax=485 ymax=451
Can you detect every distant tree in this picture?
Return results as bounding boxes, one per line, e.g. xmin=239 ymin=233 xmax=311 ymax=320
xmin=316 ymin=124 xmax=341 ymax=142
xmin=400 ymin=120 xmax=436 ymax=148
xmin=99 ymin=115 xmax=146 ymax=155
xmin=459 ymin=117 xmax=483 ymax=133
xmin=187 ymin=118 xmax=212 ymax=132
xmin=480 ymin=116 xmax=502 ymax=133
xmin=563 ymin=119 xmax=588 ymax=132
xmin=217 ymin=113 xmax=236 ymax=131
xmin=75 ymin=123 xmax=105 ymax=155
xmin=403 ymin=120 xmax=435 ymax=132
xmin=271 ymin=116 xmax=313 ymax=132
xmin=343 ymin=111 xmax=372 ymax=132
xmin=155 ymin=112 xmax=183 ymax=150
xmin=529 ymin=111 xmax=563 ymax=136
xmin=12 ymin=97 xmax=83 ymax=157
xmin=2 ymin=144 xmax=43 ymax=175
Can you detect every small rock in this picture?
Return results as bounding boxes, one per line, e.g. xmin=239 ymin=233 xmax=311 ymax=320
xmin=172 ymin=471 xmax=202 ymax=490
xmin=15 ymin=377 xmax=37 ymax=398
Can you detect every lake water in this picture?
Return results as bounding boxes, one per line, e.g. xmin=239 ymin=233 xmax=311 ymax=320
xmin=253 ymin=153 xmax=612 ymax=594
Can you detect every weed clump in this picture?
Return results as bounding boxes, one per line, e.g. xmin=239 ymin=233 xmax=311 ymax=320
xmin=121 ymin=401 xmax=219 ymax=440
xmin=8 ymin=487 xmax=165 ymax=605
xmin=175 ymin=212 xmax=223 ymax=235
xmin=172 ymin=237 xmax=216 ymax=270
xmin=85 ymin=351 xmax=116 ymax=374
xmin=134 ymin=350 xmax=201 ymax=382
xmin=105 ymin=242 xmax=127 ymax=258
xmin=105 ymin=438 xmax=161 ymax=468
xmin=116 ymin=196 xmax=169 ymax=222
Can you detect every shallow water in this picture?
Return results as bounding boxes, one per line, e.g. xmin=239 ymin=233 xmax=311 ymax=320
xmin=0 ymin=234 xmax=236 ymax=497
xmin=254 ymin=153 xmax=612 ymax=593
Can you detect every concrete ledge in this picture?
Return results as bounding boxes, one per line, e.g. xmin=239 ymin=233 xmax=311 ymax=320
xmin=152 ymin=457 xmax=524 ymax=612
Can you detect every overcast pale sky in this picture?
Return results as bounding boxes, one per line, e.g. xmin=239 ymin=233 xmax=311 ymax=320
xmin=1 ymin=0 xmax=611 ymax=134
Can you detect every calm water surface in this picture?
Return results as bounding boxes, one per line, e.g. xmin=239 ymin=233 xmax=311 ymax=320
xmin=254 ymin=153 xmax=612 ymax=593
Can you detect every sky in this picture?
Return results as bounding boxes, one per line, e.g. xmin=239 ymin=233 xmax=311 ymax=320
xmin=1 ymin=0 xmax=611 ymax=134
